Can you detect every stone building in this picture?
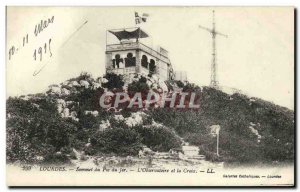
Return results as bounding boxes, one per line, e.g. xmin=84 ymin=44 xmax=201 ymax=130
xmin=105 ymin=27 xmax=175 ymax=81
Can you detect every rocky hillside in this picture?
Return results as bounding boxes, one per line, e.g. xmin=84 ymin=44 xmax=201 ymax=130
xmin=6 ymin=72 xmax=294 ymax=165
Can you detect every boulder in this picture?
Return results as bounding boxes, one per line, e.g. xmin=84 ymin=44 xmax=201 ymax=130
xmin=114 ymin=114 xmax=125 ymax=122
xmin=49 ymin=86 xmax=61 ymax=95
xmin=70 ymin=81 xmax=80 ymax=87
xmin=99 ymin=120 xmax=110 ymax=131
xmin=80 ymin=80 xmax=90 ymax=88
xmin=92 ymin=82 xmax=101 ymax=90
xmin=62 ymin=108 xmax=70 ymax=118
xmin=85 ymin=110 xmax=99 ymax=117
xmin=61 ymin=88 xmax=71 ymax=95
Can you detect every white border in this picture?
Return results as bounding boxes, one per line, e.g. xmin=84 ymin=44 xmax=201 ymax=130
xmin=1 ymin=0 xmax=298 ymax=191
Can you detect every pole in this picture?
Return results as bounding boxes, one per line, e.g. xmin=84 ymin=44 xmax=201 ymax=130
xmin=217 ymin=132 xmax=219 ymax=156
xmin=138 ymin=27 xmax=141 ymax=42
xmin=211 ymin=10 xmax=217 ymax=87
xmin=199 ymin=10 xmax=227 ymax=88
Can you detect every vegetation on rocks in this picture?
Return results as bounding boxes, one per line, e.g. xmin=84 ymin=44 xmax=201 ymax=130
xmin=6 ymin=72 xmax=294 ymax=165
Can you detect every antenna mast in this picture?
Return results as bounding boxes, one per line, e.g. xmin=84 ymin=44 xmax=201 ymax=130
xmin=199 ymin=10 xmax=228 ymax=88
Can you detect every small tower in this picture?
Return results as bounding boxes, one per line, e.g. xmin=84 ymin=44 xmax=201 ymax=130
xmin=105 ymin=27 xmax=175 ymax=81
xmin=198 ymin=10 xmax=228 ymax=88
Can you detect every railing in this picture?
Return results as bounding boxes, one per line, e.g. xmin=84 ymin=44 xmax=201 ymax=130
xmin=107 ymin=67 xmax=136 ymax=75
xmin=107 ymin=68 xmax=124 ymax=75
xmin=139 ymin=43 xmax=168 ymax=59
xmin=106 ymin=42 xmax=170 ymax=64
xmin=106 ymin=42 xmax=139 ymax=51
xmin=124 ymin=67 xmax=136 ymax=74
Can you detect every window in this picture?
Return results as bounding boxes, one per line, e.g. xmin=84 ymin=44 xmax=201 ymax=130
xmin=141 ymin=55 xmax=148 ymax=68
xmin=113 ymin=54 xmax=123 ymax=68
xmin=125 ymin=52 xmax=136 ymax=67
xmin=149 ymin=59 xmax=156 ymax=74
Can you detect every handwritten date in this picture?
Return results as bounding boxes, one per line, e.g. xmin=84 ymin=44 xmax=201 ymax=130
xmin=33 ymin=38 xmax=52 ymax=61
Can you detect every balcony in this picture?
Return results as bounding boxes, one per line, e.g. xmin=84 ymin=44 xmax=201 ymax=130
xmin=106 ymin=42 xmax=170 ymax=64
xmin=107 ymin=67 xmax=136 ymax=75
xmin=106 ymin=42 xmax=139 ymax=52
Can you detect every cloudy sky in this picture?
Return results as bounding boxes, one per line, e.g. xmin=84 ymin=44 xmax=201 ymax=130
xmin=7 ymin=7 xmax=294 ymax=109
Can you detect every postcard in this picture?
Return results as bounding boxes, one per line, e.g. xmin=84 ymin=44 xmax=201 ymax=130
xmin=6 ymin=6 xmax=295 ymax=186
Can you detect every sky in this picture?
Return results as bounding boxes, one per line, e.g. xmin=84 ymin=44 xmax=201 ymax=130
xmin=6 ymin=7 xmax=294 ymax=109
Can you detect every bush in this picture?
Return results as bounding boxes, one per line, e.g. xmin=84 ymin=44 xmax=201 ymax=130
xmin=6 ymin=73 xmax=294 ymax=165
xmin=7 ymin=127 xmax=37 ymax=163
xmin=79 ymin=114 xmax=98 ymax=129
xmin=127 ymin=76 xmax=149 ymax=93
xmin=43 ymin=153 xmax=71 ymax=165
xmin=185 ymin=132 xmax=214 ymax=146
xmin=77 ymin=72 xmax=92 ymax=81
xmin=200 ymin=148 xmax=221 ymax=162
xmin=133 ymin=125 xmax=181 ymax=152
xmin=102 ymin=73 xmax=124 ymax=90
xmin=91 ymin=128 xmax=142 ymax=156
xmin=175 ymin=81 xmax=184 ymax=88
xmin=182 ymin=82 xmax=200 ymax=92
xmin=72 ymin=87 xmax=104 ymax=111
xmin=6 ymin=97 xmax=78 ymax=163
xmin=149 ymin=109 xmax=205 ymax=136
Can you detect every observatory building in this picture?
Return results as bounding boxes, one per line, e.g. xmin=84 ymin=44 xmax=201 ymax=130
xmin=105 ymin=27 xmax=175 ymax=81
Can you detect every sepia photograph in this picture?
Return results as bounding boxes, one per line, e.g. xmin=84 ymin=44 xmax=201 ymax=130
xmin=5 ymin=6 xmax=295 ymax=187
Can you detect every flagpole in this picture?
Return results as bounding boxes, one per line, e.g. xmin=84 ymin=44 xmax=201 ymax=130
xmin=135 ymin=11 xmax=140 ymax=42
xmin=138 ymin=26 xmax=141 ymax=43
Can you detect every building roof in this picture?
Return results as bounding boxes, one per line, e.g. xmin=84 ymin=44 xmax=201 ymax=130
xmin=108 ymin=28 xmax=149 ymax=41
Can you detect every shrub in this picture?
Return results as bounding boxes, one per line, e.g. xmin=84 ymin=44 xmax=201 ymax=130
xmin=185 ymin=132 xmax=214 ymax=146
xmin=102 ymin=73 xmax=124 ymax=90
xmin=127 ymin=76 xmax=149 ymax=93
xmin=6 ymin=97 xmax=78 ymax=163
xmin=91 ymin=128 xmax=142 ymax=156
xmin=175 ymin=80 xmax=184 ymax=88
xmin=77 ymin=72 xmax=92 ymax=81
xmin=6 ymin=73 xmax=294 ymax=165
xmin=43 ymin=153 xmax=71 ymax=165
xmin=79 ymin=114 xmax=98 ymax=129
xmin=182 ymin=82 xmax=200 ymax=92
xmin=133 ymin=125 xmax=181 ymax=152
xmin=149 ymin=109 xmax=205 ymax=136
